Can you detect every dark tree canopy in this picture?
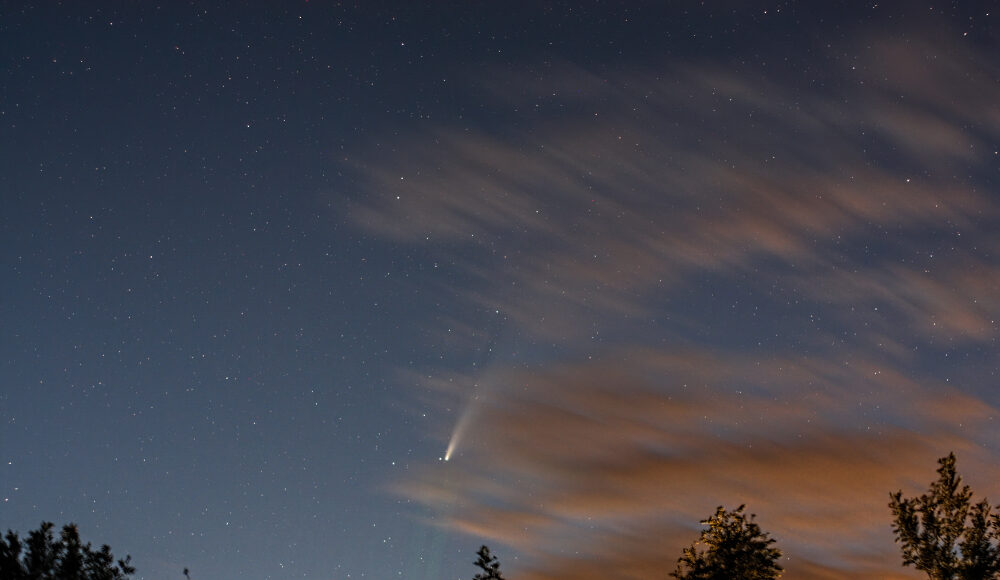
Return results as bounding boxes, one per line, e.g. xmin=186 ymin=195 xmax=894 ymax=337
xmin=0 ymin=522 xmax=135 ymax=580
xmin=472 ymin=545 xmax=505 ymax=580
xmin=889 ymin=453 xmax=1000 ymax=579
xmin=671 ymin=505 xmax=783 ymax=580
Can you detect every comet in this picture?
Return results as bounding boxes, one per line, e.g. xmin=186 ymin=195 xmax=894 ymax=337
xmin=442 ymin=310 xmax=505 ymax=462
xmin=443 ymin=394 xmax=477 ymax=462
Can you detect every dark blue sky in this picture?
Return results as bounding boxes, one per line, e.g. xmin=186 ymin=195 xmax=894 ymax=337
xmin=2 ymin=2 xmax=998 ymax=579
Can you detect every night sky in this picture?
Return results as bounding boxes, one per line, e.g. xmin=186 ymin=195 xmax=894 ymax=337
xmin=2 ymin=2 xmax=999 ymax=579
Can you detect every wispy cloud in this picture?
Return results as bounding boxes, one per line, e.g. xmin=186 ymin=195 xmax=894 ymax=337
xmin=396 ymin=350 xmax=999 ymax=578
xmin=352 ymin=29 xmax=1000 ymax=579
xmin=350 ymin=36 xmax=998 ymax=344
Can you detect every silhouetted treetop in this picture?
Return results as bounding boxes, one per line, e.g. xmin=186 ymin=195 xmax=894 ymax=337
xmin=889 ymin=453 xmax=1000 ymax=579
xmin=472 ymin=545 xmax=505 ymax=580
xmin=0 ymin=522 xmax=135 ymax=580
xmin=671 ymin=504 xmax=783 ymax=579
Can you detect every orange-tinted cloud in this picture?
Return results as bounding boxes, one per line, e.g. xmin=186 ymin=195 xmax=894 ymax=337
xmin=395 ymin=350 xmax=999 ymax=578
xmin=348 ymin=35 xmax=998 ymax=345
xmin=352 ymin=30 xmax=1000 ymax=579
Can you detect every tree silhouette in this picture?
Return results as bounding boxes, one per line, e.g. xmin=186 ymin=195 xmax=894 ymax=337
xmin=671 ymin=505 xmax=783 ymax=579
xmin=472 ymin=545 xmax=505 ymax=580
xmin=0 ymin=522 xmax=135 ymax=580
xmin=889 ymin=453 xmax=1000 ymax=579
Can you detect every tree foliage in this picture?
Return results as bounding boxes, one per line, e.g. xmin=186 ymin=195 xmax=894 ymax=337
xmin=889 ymin=453 xmax=1000 ymax=579
xmin=671 ymin=504 xmax=782 ymax=579
xmin=0 ymin=522 xmax=135 ymax=580
xmin=472 ymin=545 xmax=504 ymax=580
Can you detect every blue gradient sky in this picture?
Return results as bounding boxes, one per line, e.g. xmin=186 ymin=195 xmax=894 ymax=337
xmin=2 ymin=3 xmax=998 ymax=579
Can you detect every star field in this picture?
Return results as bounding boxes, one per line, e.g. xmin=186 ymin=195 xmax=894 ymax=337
xmin=2 ymin=3 xmax=998 ymax=579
